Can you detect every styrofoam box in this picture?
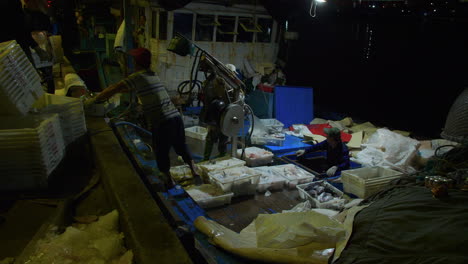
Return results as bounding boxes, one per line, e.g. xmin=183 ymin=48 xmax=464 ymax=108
xmin=236 ymin=147 xmax=274 ymax=167
xmin=270 ymin=164 xmax=315 ymax=189
xmin=253 ymin=166 xmax=286 ymax=193
xmin=198 ymin=157 xmax=246 ymax=176
xmin=251 ymin=134 xmax=285 ymax=146
xmin=208 ymin=166 xmax=261 ymax=196
xmin=188 ymin=191 xmax=234 ymax=209
xmin=341 ymin=167 xmax=403 ymax=198
xmin=297 ymin=181 xmax=345 ymax=210
xmin=260 ymin=119 xmax=284 ymax=132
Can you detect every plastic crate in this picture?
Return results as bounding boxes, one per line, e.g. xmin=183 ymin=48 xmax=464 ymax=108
xmin=208 ymin=166 xmax=261 ymax=196
xmin=32 ymin=94 xmax=87 ymax=145
xmin=185 ymin=126 xmax=207 ymax=140
xmin=186 ymin=186 xmax=234 ymax=209
xmin=270 ymin=164 xmax=315 ymax=189
xmin=341 ymin=167 xmax=404 ymax=198
xmin=198 ymin=157 xmax=246 ymax=177
xmin=253 ymin=166 xmax=286 ymax=193
xmin=0 ymin=114 xmax=65 ymax=190
xmin=0 ymin=41 xmax=43 ymax=115
xmin=251 ymin=134 xmax=285 ymax=147
xmin=185 ymin=126 xmax=212 ymax=158
xmin=236 ymin=147 xmax=274 ymax=167
xmin=297 ymin=181 xmax=345 ymax=210
xmin=260 ymin=119 xmax=284 ymax=132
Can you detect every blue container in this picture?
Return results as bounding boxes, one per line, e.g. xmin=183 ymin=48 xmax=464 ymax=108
xmin=245 ymin=90 xmax=274 ymax=118
xmin=264 ymin=134 xmax=312 ymax=157
xmin=274 ymin=86 xmax=314 ymax=127
xmin=184 ymin=106 xmax=202 ymax=116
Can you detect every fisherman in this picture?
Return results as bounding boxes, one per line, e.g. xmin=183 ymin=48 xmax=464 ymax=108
xmin=200 ymin=64 xmax=237 ymax=161
xmin=296 ymin=127 xmax=350 ymax=177
xmin=85 ymin=47 xmax=202 ymax=190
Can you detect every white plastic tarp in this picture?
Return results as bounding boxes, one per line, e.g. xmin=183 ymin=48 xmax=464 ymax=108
xmin=352 ymin=128 xmax=420 ymax=174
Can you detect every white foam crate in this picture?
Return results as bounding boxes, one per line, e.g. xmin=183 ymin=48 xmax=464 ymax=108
xmin=251 ymin=133 xmax=285 ymax=147
xmin=253 ymin=166 xmax=286 ymax=193
xmin=269 ymin=164 xmax=315 ymax=189
xmin=198 ymin=157 xmax=246 ymax=176
xmin=341 ymin=167 xmax=404 ymax=198
xmin=260 ymin=119 xmax=284 ymax=132
xmin=297 ymin=181 xmax=345 ymax=210
xmin=0 ymin=114 xmax=65 ymax=190
xmin=236 ymin=147 xmax=274 ymax=167
xmin=208 ymin=166 xmax=261 ymax=196
xmin=31 ymin=94 xmax=87 ymax=145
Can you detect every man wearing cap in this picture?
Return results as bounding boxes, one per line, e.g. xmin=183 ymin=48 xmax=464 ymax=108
xmin=86 ymin=47 xmax=202 ymax=190
xmin=296 ymin=127 xmax=350 ymax=177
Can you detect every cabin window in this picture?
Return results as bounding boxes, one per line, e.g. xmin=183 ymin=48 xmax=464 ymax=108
xmin=159 ymin=11 xmax=168 ymax=40
xmin=237 ymin=17 xmax=256 ymax=43
xmin=216 ymin=16 xmax=236 ymax=42
xmin=173 ymin=13 xmax=193 ymax=40
xmin=257 ymin=18 xmax=273 ymax=43
xmin=196 ymin=14 xmax=216 ymax=41
xmin=151 ymin=11 xmax=157 ymax=38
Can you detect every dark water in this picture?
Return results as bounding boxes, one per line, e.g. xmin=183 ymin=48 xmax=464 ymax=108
xmin=281 ymin=1 xmax=468 ymax=138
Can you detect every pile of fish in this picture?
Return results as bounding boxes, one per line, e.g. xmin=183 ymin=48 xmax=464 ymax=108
xmin=304 ymin=183 xmax=339 ymax=203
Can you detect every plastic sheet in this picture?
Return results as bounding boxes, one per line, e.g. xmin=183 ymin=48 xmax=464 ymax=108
xmin=195 ymin=211 xmax=345 ymax=264
xmin=352 ymin=128 xmax=420 ymax=174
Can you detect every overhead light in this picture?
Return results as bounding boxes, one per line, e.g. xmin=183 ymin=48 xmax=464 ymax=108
xmin=316 ymin=0 xmax=326 ymax=3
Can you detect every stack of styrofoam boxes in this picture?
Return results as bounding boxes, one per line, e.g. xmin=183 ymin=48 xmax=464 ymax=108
xmin=208 ymin=166 xmax=261 ymax=197
xmin=341 ymin=167 xmax=404 ymax=198
xmin=31 ymin=94 xmax=87 ymax=146
xmin=0 ymin=40 xmax=44 ymax=115
xmin=0 ymin=114 xmax=65 ymax=190
xmin=185 ymin=126 xmax=218 ymax=159
xmin=236 ymin=147 xmax=274 ymax=167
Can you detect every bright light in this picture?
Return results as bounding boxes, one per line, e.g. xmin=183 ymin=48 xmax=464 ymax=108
xmin=315 ymin=0 xmax=326 ymax=3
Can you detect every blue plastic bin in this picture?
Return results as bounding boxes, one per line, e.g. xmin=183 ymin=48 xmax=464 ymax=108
xmin=263 ymin=134 xmax=312 ymax=157
xmin=274 ymin=86 xmax=313 ymax=127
